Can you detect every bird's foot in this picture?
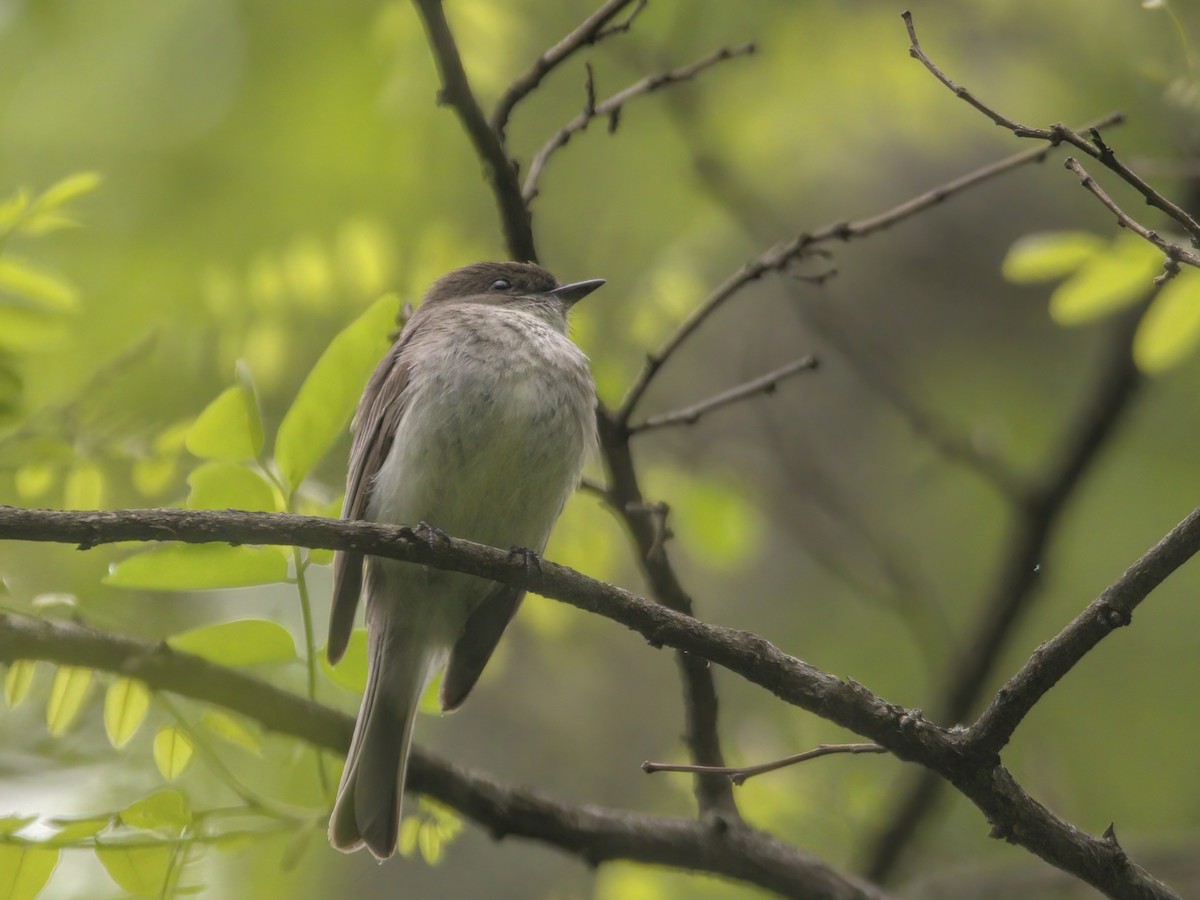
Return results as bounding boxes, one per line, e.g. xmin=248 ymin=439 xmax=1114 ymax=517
xmin=404 ymin=521 xmax=451 ymax=550
xmin=507 ymin=546 xmax=542 ymax=574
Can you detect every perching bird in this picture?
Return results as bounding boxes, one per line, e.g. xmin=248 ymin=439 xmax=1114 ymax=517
xmin=327 ymin=261 xmax=602 ymax=858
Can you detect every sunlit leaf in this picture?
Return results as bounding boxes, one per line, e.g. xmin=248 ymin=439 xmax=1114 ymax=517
xmin=104 ymin=678 xmax=151 ymax=749
xmin=0 ymin=845 xmax=58 ymax=900
xmin=1048 ymin=234 xmax=1162 ymax=325
xmin=274 ymin=293 xmax=399 ymax=490
xmin=418 ymin=820 xmax=444 ymax=864
xmin=131 ymin=455 xmax=177 ymax=497
xmin=105 ymin=544 xmax=288 ymax=590
xmin=1133 ymin=272 xmax=1200 ymax=373
xmin=0 ymin=307 xmax=65 ymax=351
xmin=63 ymin=460 xmax=104 ymax=509
xmin=14 ymin=464 xmax=55 ymax=501
xmin=185 ymin=461 xmax=278 ymax=512
xmin=120 ymin=789 xmax=191 ymax=832
xmin=336 ymin=219 xmax=393 ymax=298
xmin=96 ymin=844 xmax=171 ymax=897
xmin=46 ymin=667 xmax=92 ymax=736
xmin=152 ymin=726 xmax=194 ymax=781
xmin=397 ymin=816 xmax=420 ymax=857
xmin=168 ymin=619 xmax=295 ymax=667
xmin=33 ymin=172 xmax=102 ymax=212
xmin=51 ymin=816 xmax=112 ymax=842
xmin=185 ymin=384 xmax=263 ymax=462
xmin=5 ymin=661 xmax=36 ymax=708
xmin=0 ymin=189 xmax=30 ymax=232
xmin=320 ymin=628 xmax=368 ymax=692
xmin=0 ymin=260 xmax=79 ymax=312
xmin=1002 ymin=231 xmax=1107 ymax=283
xmin=283 ymin=236 xmax=333 ymax=308
xmin=200 ymin=710 xmax=261 ymax=753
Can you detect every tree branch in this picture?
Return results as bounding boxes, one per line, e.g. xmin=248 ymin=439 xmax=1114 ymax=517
xmin=970 ymin=506 xmax=1200 ymax=755
xmin=629 ymin=355 xmax=819 ymax=434
xmin=411 ymin=0 xmax=537 ymax=261
xmin=489 ymin=0 xmax=644 ymax=141
xmin=902 ymin=9 xmax=1200 ymax=247
xmin=522 ymin=42 xmax=757 ymax=203
xmin=0 ymin=611 xmax=886 ymax=900
xmin=0 ymin=504 xmax=1192 ymax=898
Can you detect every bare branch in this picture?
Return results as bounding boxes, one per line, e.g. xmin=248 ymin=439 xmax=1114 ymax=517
xmin=902 ymin=9 xmax=1200 ymax=246
xmin=522 ymin=43 xmax=757 ymax=203
xmin=614 ymin=111 xmax=1123 ymax=427
xmin=644 ymin=742 xmax=886 ymax=785
xmin=0 ymin=505 xmax=1192 ymax=896
xmin=490 ymin=0 xmax=644 ymax=141
xmin=629 ymin=356 xmax=819 ymax=434
xmin=411 ymin=0 xmax=536 ymax=261
xmin=0 ymin=611 xmax=888 ymax=900
xmin=1063 ymin=156 xmax=1200 ymax=271
xmin=970 ymin=506 xmax=1200 ymax=755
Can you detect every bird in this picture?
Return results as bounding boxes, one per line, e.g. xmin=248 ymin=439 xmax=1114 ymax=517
xmin=326 ymin=261 xmax=602 ymax=858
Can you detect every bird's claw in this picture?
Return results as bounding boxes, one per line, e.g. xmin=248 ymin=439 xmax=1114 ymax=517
xmin=405 ymin=521 xmax=450 ymax=550
xmin=507 ymin=546 xmax=542 ymax=574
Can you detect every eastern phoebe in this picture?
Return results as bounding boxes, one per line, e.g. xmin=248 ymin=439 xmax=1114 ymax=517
xmin=327 ymin=261 xmax=603 ymax=858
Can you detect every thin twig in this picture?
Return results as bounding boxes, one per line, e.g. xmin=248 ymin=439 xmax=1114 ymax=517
xmin=902 ymin=9 xmax=1200 ymax=246
xmin=490 ymin=0 xmax=644 ymax=141
xmin=411 ymin=0 xmax=536 ymax=261
xmin=1063 ymin=157 xmax=1200 ymax=270
xmin=522 ymin=43 xmax=757 ymax=203
xmin=643 ymin=742 xmax=886 ymax=785
xmin=629 ymin=356 xmax=819 ymax=434
xmin=614 ymin=111 xmax=1123 ymax=427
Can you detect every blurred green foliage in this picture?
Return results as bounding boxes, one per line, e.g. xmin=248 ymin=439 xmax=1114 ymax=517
xmin=1 ymin=0 xmax=1199 ymax=898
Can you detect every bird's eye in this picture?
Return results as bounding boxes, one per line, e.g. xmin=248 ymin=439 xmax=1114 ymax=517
xmin=489 ymin=278 xmax=511 ymax=291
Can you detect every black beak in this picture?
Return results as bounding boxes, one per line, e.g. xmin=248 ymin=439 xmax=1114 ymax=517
xmin=549 ymin=278 xmax=605 ymax=306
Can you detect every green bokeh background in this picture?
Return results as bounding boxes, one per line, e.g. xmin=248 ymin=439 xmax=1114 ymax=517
xmin=1 ymin=0 xmax=1198 ymax=897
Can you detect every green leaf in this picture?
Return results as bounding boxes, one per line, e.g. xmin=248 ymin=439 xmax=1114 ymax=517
xmin=0 ymin=260 xmax=79 ymax=312
xmin=5 ymin=661 xmax=36 ymax=708
xmin=95 ymin=844 xmax=171 ymax=897
xmin=200 ymin=710 xmax=262 ymax=753
xmin=320 ymin=628 xmax=368 ymax=692
xmin=119 ymin=789 xmax=191 ymax=832
xmin=0 ymin=189 xmax=30 ymax=233
xmin=168 ymin=619 xmax=295 ymax=666
xmin=418 ymin=820 xmax=444 ymax=864
xmin=1133 ymin=273 xmax=1200 ymax=373
xmin=32 ymin=172 xmax=101 ymax=213
xmin=0 ymin=307 xmax=66 ymax=351
xmin=1001 ymin=231 xmax=1107 ymax=284
xmin=0 ymin=817 xmax=34 ymax=836
xmin=274 ymin=293 xmax=399 ymax=490
xmin=397 ymin=816 xmax=420 ymax=857
xmin=1048 ymin=234 xmax=1163 ymax=325
xmin=152 ymin=726 xmax=194 ymax=781
xmin=185 ymin=384 xmax=263 ymax=462
xmin=14 ymin=464 xmax=55 ymax=501
xmin=185 ymin=461 xmax=278 ymax=512
xmin=46 ymin=667 xmax=92 ymax=736
xmin=0 ymin=845 xmax=58 ymax=900
xmin=50 ymin=816 xmax=112 ymax=842
xmin=130 ymin=455 xmax=177 ymax=497
xmin=63 ymin=460 xmax=104 ymax=509
xmin=104 ymin=678 xmax=151 ymax=749
xmin=105 ymin=544 xmax=288 ymax=590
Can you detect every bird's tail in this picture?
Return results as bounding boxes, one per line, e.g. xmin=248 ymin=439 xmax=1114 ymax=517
xmin=328 ymin=615 xmax=431 ymax=859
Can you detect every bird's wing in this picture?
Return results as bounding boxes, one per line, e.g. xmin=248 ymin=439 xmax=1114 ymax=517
xmin=326 ymin=326 xmax=418 ymax=664
xmin=440 ymin=583 xmax=525 ymax=711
